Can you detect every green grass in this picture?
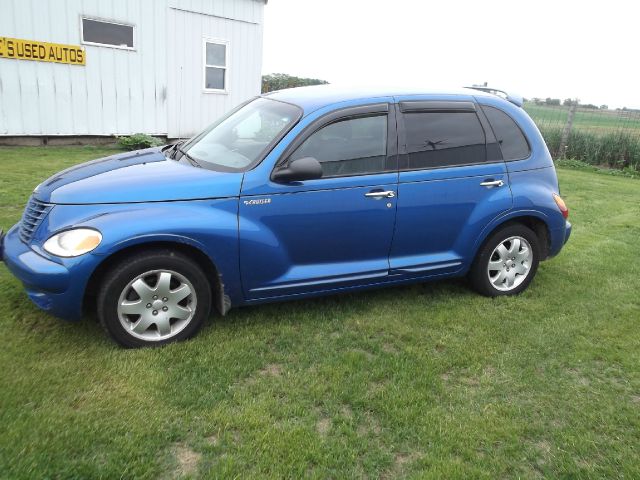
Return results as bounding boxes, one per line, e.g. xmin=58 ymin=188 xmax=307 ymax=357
xmin=1 ymin=147 xmax=640 ymax=478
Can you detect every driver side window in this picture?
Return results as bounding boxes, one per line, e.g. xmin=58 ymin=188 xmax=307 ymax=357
xmin=289 ymin=115 xmax=388 ymax=177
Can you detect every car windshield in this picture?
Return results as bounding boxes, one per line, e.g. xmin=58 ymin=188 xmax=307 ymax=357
xmin=179 ymin=97 xmax=301 ymax=171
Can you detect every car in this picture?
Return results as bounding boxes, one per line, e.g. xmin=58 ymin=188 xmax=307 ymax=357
xmin=0 ymin=85 xmax=572 ymax=347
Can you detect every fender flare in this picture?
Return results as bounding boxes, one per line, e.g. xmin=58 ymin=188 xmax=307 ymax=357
xmin=471 ymin=209 xmax=550 ymax=260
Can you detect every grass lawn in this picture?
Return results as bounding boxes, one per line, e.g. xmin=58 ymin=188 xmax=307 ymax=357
xmin=1 ymin=147 xmax=639 ymax=479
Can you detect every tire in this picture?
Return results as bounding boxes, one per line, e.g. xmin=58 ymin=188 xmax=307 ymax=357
xmin=97 ymin=249 xmax=212 ymax=348
xmin=468 ymin=223 xmax=540 ymax=297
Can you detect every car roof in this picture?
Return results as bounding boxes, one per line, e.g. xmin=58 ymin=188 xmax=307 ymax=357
xmin=263 ymin=84 xmax=500 ymax=114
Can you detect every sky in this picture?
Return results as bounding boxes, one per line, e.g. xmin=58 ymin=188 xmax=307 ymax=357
xmin=263 ymin=0 xmax=640 ymax=109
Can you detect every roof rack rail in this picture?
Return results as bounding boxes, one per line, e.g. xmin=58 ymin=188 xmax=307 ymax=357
xmin=464 ymin=86 xmax=524 ymax=108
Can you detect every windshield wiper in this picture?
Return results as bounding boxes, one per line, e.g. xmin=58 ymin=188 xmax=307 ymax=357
xmin=163 ymin=141 xmax=183 ymax=160
xmin=176 ymin=146 xmax=202 ymax=168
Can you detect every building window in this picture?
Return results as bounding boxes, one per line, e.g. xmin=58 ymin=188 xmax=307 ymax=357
xmin=81 ymin=17 xmax=134 ymax=49
xmin=204 ymin=40 xmax=228 ymax=92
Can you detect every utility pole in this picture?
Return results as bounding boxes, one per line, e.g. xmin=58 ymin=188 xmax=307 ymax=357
xmin=558 ymin=99 xmax=578 ymax=159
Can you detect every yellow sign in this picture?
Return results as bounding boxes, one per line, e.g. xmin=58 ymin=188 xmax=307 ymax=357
xmin=0 ymin=37 xmax=85 ymax=65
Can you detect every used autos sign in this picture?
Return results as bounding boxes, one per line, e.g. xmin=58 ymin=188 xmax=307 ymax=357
xmin=0 ymin=36 xmax=85 ymax=65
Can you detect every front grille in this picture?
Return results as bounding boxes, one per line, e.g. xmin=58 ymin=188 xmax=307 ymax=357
xmin=19 ymin=196 xmax=52 ymax=244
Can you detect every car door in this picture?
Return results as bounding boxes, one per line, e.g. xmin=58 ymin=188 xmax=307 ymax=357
xmin=388 ymin=99 xmax=513 ymax=276
xmin=239 ymin=103 xmax=398 ymax=299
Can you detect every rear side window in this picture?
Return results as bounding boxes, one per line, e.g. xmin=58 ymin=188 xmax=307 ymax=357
xmin=403 ymin=112 xmax=486 ymax=169
xmin=481 ymin=106 xmax=530 ymax=160
xmin=289 ymin=115 xmax=388 ymax=177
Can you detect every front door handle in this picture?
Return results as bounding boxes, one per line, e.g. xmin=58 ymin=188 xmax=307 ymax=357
xmin=365 ymin=190 xmax=396 ymax=199
xmin=480 ymin=179 xmax=504 ymax=188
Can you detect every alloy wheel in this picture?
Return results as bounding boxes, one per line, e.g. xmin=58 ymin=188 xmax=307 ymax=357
xmin=486 ymin=236 xmax=533 ymax=291
xmin=117 ymin=269 xmax=197 ymax=341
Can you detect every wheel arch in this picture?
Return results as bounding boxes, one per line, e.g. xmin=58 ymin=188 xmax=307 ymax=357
xmin=84 ymin=241 xmax=229 ymax=317
xmin=472 ymin=211 xmax=551 ymax=263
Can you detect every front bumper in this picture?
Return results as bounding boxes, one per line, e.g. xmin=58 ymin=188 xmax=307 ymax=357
xmin=1 ymin=225 xmax=84 ymax=320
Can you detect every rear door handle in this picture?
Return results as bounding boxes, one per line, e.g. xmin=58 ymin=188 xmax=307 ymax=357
xmin=480 ymin=179 xmax=504 ymax=188
xmin=365 ymin=190 xmax=395 ymax=199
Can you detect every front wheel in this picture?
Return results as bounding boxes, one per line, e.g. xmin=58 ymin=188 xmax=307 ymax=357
xmin=97 ymin=250 xmax=212 ymax=348
xmin=468 ymin=224 xmax=540 ymax=297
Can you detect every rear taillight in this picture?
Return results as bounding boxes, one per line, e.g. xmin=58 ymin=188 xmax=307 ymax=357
xmin=553 ymin=193 xmax=569 ymax=219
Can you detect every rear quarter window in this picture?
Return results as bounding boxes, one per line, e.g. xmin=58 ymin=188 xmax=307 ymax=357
xmin=481 ymin=105 xmax=530 ymax=160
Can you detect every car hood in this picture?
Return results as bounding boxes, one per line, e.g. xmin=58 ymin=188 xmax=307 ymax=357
xmin=33 ymin=148 xmax=244 ymax=204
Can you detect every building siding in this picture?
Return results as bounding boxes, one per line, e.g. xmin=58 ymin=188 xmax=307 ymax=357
xmin=166 ymin=4 xmax=263 ymax=137
xmin=0 ymin=0 xmax=264 ymax=137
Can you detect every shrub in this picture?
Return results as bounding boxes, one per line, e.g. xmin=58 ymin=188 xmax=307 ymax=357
xmin=261 ymin=73 xmax=328 ymax=93
xmin=117 ymin=133 xmax=164 ymax=151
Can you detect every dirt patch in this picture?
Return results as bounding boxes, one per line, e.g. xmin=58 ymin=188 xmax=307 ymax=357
xmin=258 ymin=363 xmax=282 ymax=377
xmin=350 ymin=348 xmax=375 ymax=361
xmin=381 ymin=451 xmax=422 ymax=479
xmin=567 ymin=368 xmax=590 ymax=386
xmin=316 ymin=417 xmax=332 ymax=436
xmin=340 ymin=405 xmax=354 ymax=419
xmin=631 ymin=395 xmax=640 ymax=404
xmin=576 ymin=458 xmax=594 ymax=470
xmin=205 ymin=434 xmax=219 ymax=446
xmin=172 ymin=444 xmax=201 ymax=478
xmin=395 ymin=452 xmax=420 ymax=466
xmin=368 ymin=381 xmax=388 ymax=396
xmin=382 ymin=343 xmax=398 ymax=354
xmin=535 ymin=441 xmax=551 ymax=454
xmin=530 ymin=440 xmax=552 ymax=470
xmin=357 ymin=412 xmax=381 ymax=437
xmin=483 ymin=366 xmax=496 ymax=376
xmin=461 ymin=376 xmax=480 ymax=387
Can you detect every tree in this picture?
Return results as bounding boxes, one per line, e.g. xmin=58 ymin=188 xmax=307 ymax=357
xmin=599 ymin=105 xmax=608 ymax=110
xmin=261 ymin=73 xmax=329 ymax=94
xmin=545 ymin=97 xmax=561 ymax=106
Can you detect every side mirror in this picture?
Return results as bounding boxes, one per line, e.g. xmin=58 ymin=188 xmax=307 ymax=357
xmin=272 ymin=157 xmax=323 ymax=183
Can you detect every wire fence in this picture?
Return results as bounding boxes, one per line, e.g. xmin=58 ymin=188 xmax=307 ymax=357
xmin=523 ymin=100 xmax=640 ymax=171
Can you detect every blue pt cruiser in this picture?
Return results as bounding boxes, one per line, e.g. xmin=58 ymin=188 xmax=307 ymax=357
xmin=1 ymin=86 xmax=571 ymax=347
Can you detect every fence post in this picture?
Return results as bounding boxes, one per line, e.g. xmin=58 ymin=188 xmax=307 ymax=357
xmin=558 ymin=101 xmax=578 ymax=159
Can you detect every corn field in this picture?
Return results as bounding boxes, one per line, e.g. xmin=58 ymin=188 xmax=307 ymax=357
xmin=524 ymin=101 xmax=640 ymax=171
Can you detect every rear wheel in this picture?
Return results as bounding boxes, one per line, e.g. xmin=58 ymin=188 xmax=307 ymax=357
xmin=469 ymin=224 xmax=540 ymax=297
xmin=97 ymin=250 xmax=211 ymax=348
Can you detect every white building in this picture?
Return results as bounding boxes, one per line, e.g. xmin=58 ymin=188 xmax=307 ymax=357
xmin=0 ymin=0 xmax=266 ymax=143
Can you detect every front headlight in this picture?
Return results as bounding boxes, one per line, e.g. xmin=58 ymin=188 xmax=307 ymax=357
xmin=43 ymin=228 xmax=102 ymax=257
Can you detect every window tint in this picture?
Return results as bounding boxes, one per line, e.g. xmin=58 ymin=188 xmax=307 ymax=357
xmin=403 ymin=112 xmax=486 ymax=169
xmin=204 ymin=41 xmax=228 ymax=90
xmin=481 ymin=106 xmax=530 ymax=160
xmin=82 ymin=18 xmax=134 ymax=48
xmin=290 ymin=115 xmax=388 ymax=177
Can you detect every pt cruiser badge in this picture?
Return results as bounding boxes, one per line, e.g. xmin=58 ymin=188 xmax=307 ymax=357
xmin=243 ymin=198 xmax=272 ymax=206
